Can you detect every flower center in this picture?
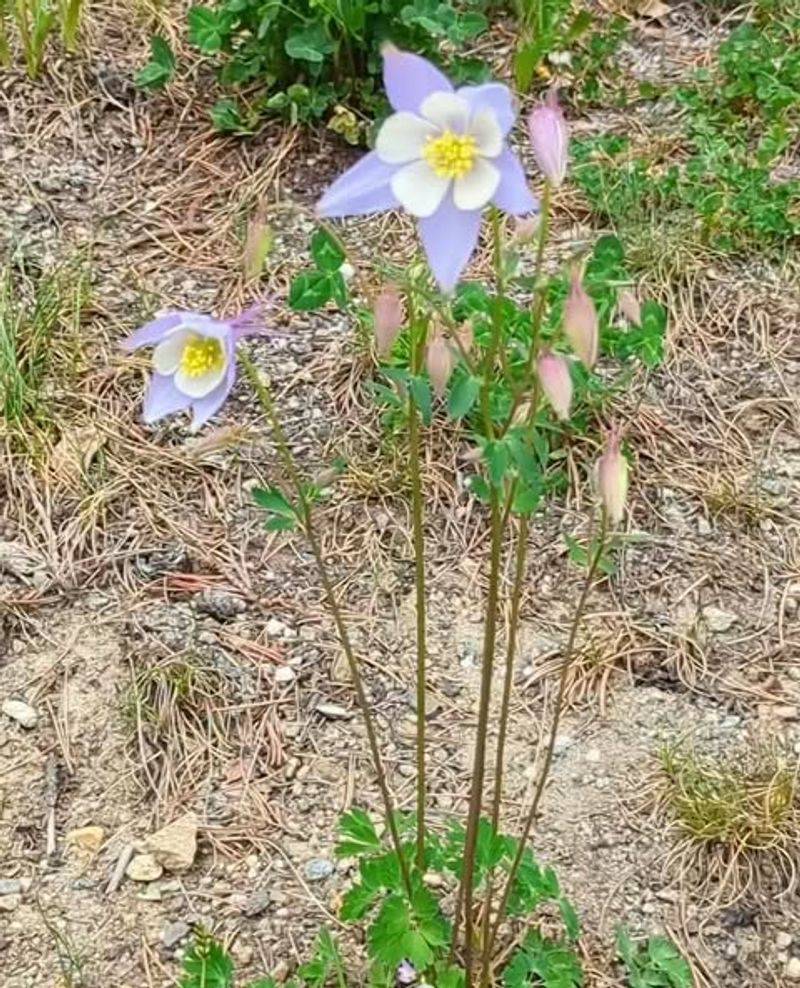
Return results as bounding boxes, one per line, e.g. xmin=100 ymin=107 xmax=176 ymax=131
xmin=422 ymin=131 xmax=477 ymax=179
xmin=180 ymin=335 xmax=225 ymax=378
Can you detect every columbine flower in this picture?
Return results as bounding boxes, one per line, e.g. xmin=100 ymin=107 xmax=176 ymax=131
xmin=318 ymin=46 xmax=537 ymax=293
xmin=596 ymin=425 xmax=629 ymax=525
xmin=121 ymin=306 xmax=265 ymax=431
xmin=537 ymin=350 xmax=573 ymax=421
xmin=528 ymin=89 xmax=569 ymax=187
xmin=396 ymin=960 xmax=417 ymax=986
xmin=373 ymin=285 xmax=405 ymax=357
xmin=563 ymin=265 xmax=599 ymax=369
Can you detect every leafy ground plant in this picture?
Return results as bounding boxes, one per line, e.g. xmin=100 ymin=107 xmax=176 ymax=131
xmin=616 ymin=927 xmax=692 ymax=988
xmin=140 ymin=0 xmax=491 ymax=135
xmin=572 ymin=5 xmax=800 ymax=270
xmin=0 ymin=0 xmax=86 ymax=76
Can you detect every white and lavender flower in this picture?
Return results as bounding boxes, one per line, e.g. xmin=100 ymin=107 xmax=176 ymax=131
xmin=317 ymin=46 xmax=537 ymax=293
xmin=121 ymin=305 xmax=265 ymax=431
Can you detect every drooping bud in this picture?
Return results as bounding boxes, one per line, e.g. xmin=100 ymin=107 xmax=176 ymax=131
xmin=453 ymin=319 xmax=474 ymax=356
xmin=537 ymin=350 xmax=573 ymax=421
xmin=596 ymin=425 xmax=629 ymax=525
xmin=373 ymin=286 xmax=405 ymax=358
xmin=426 ymin=329 xmax=455 ymax=397
xmin=528 ymin=89 xmax=569 ymax=187
xmin=563 ymin=265 xmax=599 ymax=369
xmin=618 ymin=289 xmax=642 ymax=326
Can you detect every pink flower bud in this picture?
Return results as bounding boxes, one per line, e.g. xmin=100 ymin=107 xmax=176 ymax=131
xmin=537 ymin=350 xmax=573 ymax=421
xmin=596 ymin=426 xmax=629 ymax=525
xmin=618 ymin=290 xmax=642 ymax=326
xmin=563 ymin=266 xmax=599 ymax=369
xmin=373 ymin=286 xmax=404 ymax=357
xmin=528 ymin=89 xmax=569 ymax=187
xmin=426 ymin=330 xmax=455 ymax=398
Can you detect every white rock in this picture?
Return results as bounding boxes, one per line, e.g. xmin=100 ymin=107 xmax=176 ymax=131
xmin=0 ymin=894 xmax=21 ymax=912
xmin=266 ymin=618 xmax=288 ymax=637
xmin=274 ymin=666 xmax=296 ymax=685
xmin=786 ymin=957 xmax=800 ymax=981
xmin=2 ymin=699 xmax=38 ymax=729
xmin=126 ymin=854 xmax=163 ymax=882
xmin=776 ymin=932 xmax=793 ymax=950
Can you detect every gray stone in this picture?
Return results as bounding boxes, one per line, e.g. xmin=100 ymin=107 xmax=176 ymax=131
xmin=0 ymin=879 xmax=23 ymax=896
xmin=161 ymin=920 xmax=191 ymax=949
xmin=316 ymin=702 xmax=352 ymax=720
xmin=304 ymin=858 xmax=334 ymax=882
xmin=241 ymin=889 xmax=271 ymax=917
xmin=274 ymin=666 xmax=296 ymax=685
xmin=0 ymin=895 xmax=21 ymax=912
xmin=196 ymin=589 xmax=247 ymax=621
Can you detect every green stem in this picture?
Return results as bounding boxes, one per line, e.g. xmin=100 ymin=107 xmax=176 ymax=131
xmin=484 ymin=513 xmax=609 ymax=969
xmin=407 ymin=307 xmax=429 ymax=872
xmin=241 ymin=353 xmax=413 ymax=899
xmin=452 ymin=209 xmax=506 ymax=985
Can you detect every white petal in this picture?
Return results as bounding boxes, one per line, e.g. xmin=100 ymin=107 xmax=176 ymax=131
xmin=376 ymin=112 xmax=438 ymax=164
xmin=453 ymin=158 xmax=500 ymax=211
xmin=152 ymin=328 xmax=192 ymax=375
xmin=420 ymin=92 xmax=471 ymax=133
xmin=470 ymin=109 xmax=503 ymax=158
xmin=174 ymin=361 xmax=228 ymax=399
xmin=391 ymin=161 xmax=450 ymax=218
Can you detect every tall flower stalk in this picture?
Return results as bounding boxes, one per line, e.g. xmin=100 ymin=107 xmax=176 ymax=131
xmin=240 ymin=353 xmax=413 ymax=899
xmin=407 ymin=298 xmax=429 ymax=871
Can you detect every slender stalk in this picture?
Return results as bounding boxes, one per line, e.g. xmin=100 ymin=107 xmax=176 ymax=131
xmin=407 ymin=307 xmax=429 ymax=871
xmin=241 ymin=353 xmax=413 ymax=898
xmin=452 ymin=210 xmax=506 ymax=985
xmin=484 ymin=513 xmax=609 ymax=969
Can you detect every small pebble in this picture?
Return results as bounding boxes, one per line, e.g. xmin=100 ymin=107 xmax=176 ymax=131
xmin=304 ymin=858 xmax=334 ymax=882
xmin=161 ymin=920 xmax=191 ymax=949
xmin=275 ymin=666 xmax=296 ymax=685
xmin=2 ymin=699 xmax=38 ymax=729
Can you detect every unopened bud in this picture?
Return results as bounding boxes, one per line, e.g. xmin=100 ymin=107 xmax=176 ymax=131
xmin=618 ymin=289 xmax=641 ymax=326
xmin=373 ymin=286 xmax=405 ymax=357
xmin=426 ymin=330 xmax=455 ymax=397
xmin=596 ymin=425 xmax=629 ymax=525
xmin=528 ymin=89 xmax=569 ymax=187
xmin=537 ymin=350 xmax=573 ymax=421
xmin=563 ymin=265 xmax=599 ymax=369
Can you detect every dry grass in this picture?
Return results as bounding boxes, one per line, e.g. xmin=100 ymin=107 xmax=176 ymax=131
xmin=651 ymin=740 xmax=800 ymax=906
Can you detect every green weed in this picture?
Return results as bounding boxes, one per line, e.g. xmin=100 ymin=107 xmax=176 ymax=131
xmin=1 ymin=0 xmax=86 ymax=76
xmin=0 ymin=257 xmax=90 ymax=453
xmin=616 ymin=927 xmax=693 ymax=988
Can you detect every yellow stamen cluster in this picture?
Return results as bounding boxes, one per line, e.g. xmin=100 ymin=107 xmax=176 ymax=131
xmin=180 ymin=335 xmax=225 ymax=378
xmin=422 ymin=131 xmax=477 ymax=179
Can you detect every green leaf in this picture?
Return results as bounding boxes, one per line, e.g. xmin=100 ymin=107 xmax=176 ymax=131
xmin=136 ymin=35 xmax=176 ymax=90
xmin=298 ymin=929 xmax=343 ymax=988
xmin=511 ymin=482 xmax=541 ymax=516
xmin=468 ymin=475 xmax=492 ymax=503
xmin=336 ymin=808 xmax=381 ymax=857
xmin=188 ymin=6 xmax=225 ymax=52
xmin=180 ymin=931 xmax=234 ymax=988
xmin=285 ymin=24 xmax=335 ymax=63
xmin=368 ymin=895 xmax=432 ymax=968
xmin=360 ymin=851 xmax=404 ymax=892
xmin=209 ymin=98 xmax=255 ymax=135
xmin=340 ymin=881 xmax=381 ymax=921
xmin=409 ymin=376 xmax=432 ymax=426
xmin=289 ymin=271 xmax=335 ymax=311
xmin=483 ymin=440 xmax=509 ymax=488
xmin=311 ymin=228 xmax=346 ymax=272
xmin=447 ymin=374 xmax=480 ymax=420
xmin=264 ymin=515 xmax=296 ymax=532
xmin=559 ymin=896 xmax=581 ymax=942
xmin=252 ymin=486 xmax=295 ymax=518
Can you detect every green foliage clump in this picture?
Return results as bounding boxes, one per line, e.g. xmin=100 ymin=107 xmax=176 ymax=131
xmin=140 ymin=0 xmax=491 ymax=135
xmin=616 ymin=927 xmax=693 ymax=988
xmin=571 ymin=10 xmax=800 ymax=267
xmin=0 ymin=0 xmax=85 ymax=77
